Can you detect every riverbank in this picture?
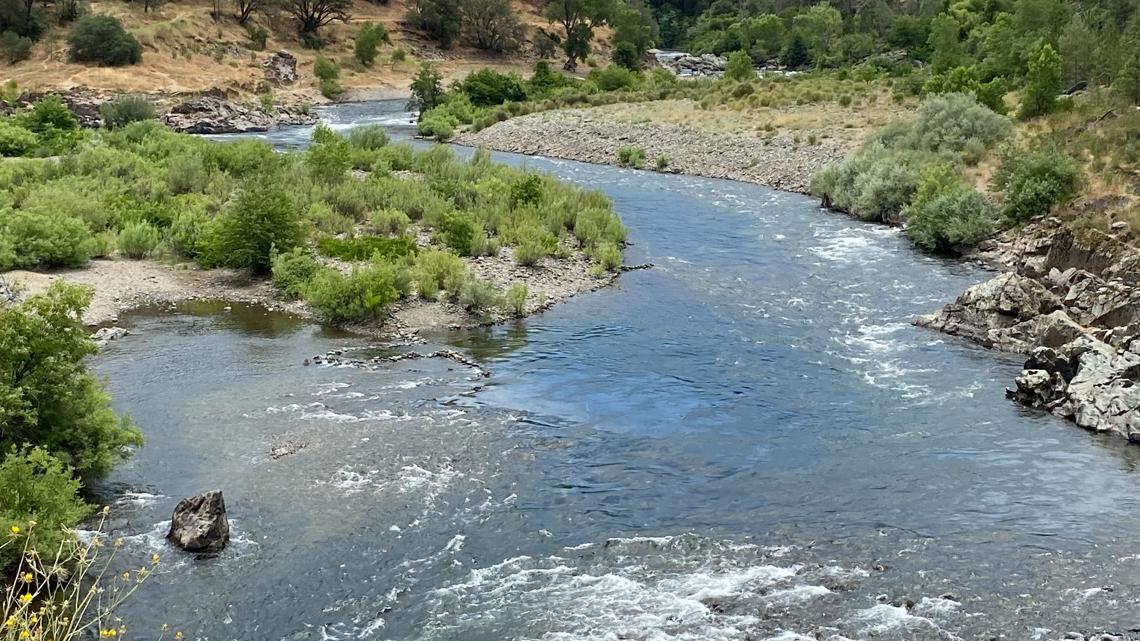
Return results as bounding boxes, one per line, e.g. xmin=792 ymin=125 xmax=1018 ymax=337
xmin=454 ymin=99 xmax=890 ymax=193
xmin=2 ymin=247 xmax=615 ymax=338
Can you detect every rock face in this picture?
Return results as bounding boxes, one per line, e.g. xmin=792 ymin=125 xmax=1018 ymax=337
xmin=921 ymin=223 xmax=1140 ymax=444
xmin=167 ymin=491 xmax=230 ymax=553
xmin=263 ymin=50 xmax=298 ymax=85
xmin=1008 ymin=337 xmax=1140 ymax=442
xmin=914 ymin=273 xmax=1067 ymax=351
xmin=163 ymin=94 xmax=275 ymax=134
xmin=652 ymin=50 xmax=727 ymax=77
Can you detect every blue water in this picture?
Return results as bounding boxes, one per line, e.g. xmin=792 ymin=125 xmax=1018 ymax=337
xmin=92 ymin=104 xmax=1140 ymax=641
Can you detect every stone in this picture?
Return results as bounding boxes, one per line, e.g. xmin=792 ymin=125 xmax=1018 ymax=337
xmin=167 ymin=490 xmax=230 ymax=553
xmin=91 ymin=326 xmax=129 ymax=347
xmin=914 ymin=273 xmax=1062 ymax=352
xmin=263 ymin=50 xmax=298 ymax=85
xmin=163 ymin=95 xmax=273 ymax=134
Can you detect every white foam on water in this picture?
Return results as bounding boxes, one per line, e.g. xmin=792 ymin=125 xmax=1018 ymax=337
xmin=313 ymin=382 xmax=351 ymax=396
xmin=848 ymin=604 xmax=938 ymax=635
xmin=114 ymin=491 xmax=164 ymax=507
xmin=765 ymin=584 xmax=831 ymax=604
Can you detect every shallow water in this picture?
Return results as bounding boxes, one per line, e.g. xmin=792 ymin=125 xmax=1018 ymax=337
xmin=93 ymin=104 xmax=1140 ymax=640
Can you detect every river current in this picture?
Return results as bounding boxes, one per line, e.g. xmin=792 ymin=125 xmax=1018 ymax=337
xmin=91 ymin=102 xmax=1140 ymax=640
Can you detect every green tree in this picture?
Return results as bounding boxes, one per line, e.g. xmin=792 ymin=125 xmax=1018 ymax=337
xmin=67 ymin=15 xmax=141 ymax=66
xmin=610 ymin=0 xmax=656 ymax=69
xmin=544 ymin=0 xmax=614 ymax=70
xmin=1058 ymin=13 xmax=1097 ymax=85
xmin=1116 ymin=48 xmax=1140 ymax=104
xmin=723 ymin=49 xmax=754 ymax=81
xmin=790 ymin=3 xmax=841 ymax=66
xmin=354 ymin=22 xmax=388 ymax=66
xmin=781 ymin=30 xmax=811 ymax=68
xmin=199 ymin=182 xmax=304 ymax=273
xmin=283 ymin=0 xmax=351 ymax=37
xmin=1018 ymin=40 xmax=1062 ymax=119
xmin=0 ymin=282 xmax=141 ymax=477
xmin=408 ymin=62 xmax=445 ymax=112
xmin=928 ymin=13 xmax=965 ymax=72
xmin=460 ymin=0 xmax=525 ymax=53
xmin=407 ymin=0 xmax=462 ymax=48
xmin=744 ymin=14 xmax=785 ymax=61
xmin=0 ymin=447 xmax=90 ymax=569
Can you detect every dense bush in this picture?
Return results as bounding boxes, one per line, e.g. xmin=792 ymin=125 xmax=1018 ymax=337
xmin=67 ymin=15 xmax=141 ymax=66
xmin=0 ymin=282 xmax=141 ymax=476
xmin=0 ymin=210 xmax=93 ymax=270
xmin=354 ymin=21 xmax=388 ymax=66
xmin=504 ymin=282 xmax=527 ymax=316
xmin=199 ymin=182 xmax=304 ymax=272
xmin=0 ymin=30 xmax=32 ymax=64
xmin=0 ymin=447 xmax=89 ymax=569
xmin=1018 ymin=41 xmax=1062 ymax=120
xmin=905 ymin=187 xmax=997 ymax=253
xmin=117 ymin=219 xmax=160 ymax=258
xmin=723 ymin=50 xmax=755 ymax=82
xmin=413 ymin=249 xmax=466 ymax=300
xmin=589 ymin=65 xmax=640 ymax=92
xmin=317 ymin=234 xmax=417 ymax=261
xmin=992 ymin=146 xmax=1081 ymax=222
xmin=314 ymin=56 xmax=344 ymax=99
xmin=372 ymin=208 xmax=410 ymax=235
xmin=270 ymin=247 xmax=320 ymax=300
xmin=417 ymin=111 xmax=456 ymax=141
xmin=0 ymin=121 xmax=37 ymax=156
xmin=458 ymin=276 xmax=500 ymax=312
xmin=304 ymin=260 xmax=403 ymax=322
xmin=874 ymin=93 xmax=1012 ymax=158
xmin=460 ymin=68 xmax=528 ymax=107
xmin=617 ymin=146 xmax=646 ymax=168
xmin=348 ymin=124 xmax=389 ymax=150
xmin=100 ymin=95 xmax=156 ymax=128
xmin=811 ymin=144 xmax=933 ymax=222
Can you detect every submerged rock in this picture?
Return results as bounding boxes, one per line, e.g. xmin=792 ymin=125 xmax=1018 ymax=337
xmin=91 ymin=326 xmax=129 ymax=347
xmin=167 ymin=490 xmax=230 ymax=553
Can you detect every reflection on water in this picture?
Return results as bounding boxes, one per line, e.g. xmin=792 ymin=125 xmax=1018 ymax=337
xmin=90 ymin=102 xmax=1140 ymax=640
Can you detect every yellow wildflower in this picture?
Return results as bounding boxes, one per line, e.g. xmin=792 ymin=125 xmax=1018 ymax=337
xmin=151 ymin=553 xmax=161 ymax=565
xmin=9 ymin=525 xmax=20 ymax=536
xmin=19 ymin=630 xmax=30 ymax=639
xmin=18 ymin=594 xmax=33 ymax=604
xmin=21 ymin=572 xmax=33 ymax=583
xmin=121 ymin=571 xmax=131 ymax=582
xmin=174 ymin=632 xmax=184 ymax=640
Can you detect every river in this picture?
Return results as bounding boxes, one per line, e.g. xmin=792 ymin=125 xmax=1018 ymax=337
xmin=92 ymin=102 xmax=1140 ymax=640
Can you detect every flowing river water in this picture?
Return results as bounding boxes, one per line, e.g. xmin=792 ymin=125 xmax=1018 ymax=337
xmin=91 ymin=102 xmax=1140 ymax=640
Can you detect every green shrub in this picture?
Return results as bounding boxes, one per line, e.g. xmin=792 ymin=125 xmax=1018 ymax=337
xmin=592 ymin=241 xmax=623 ymax=271
xmin=504 ymin=282 xmax=527 ymax=316
xmin=391 ymin=47 xmax=406 ymax=62
xmin=372 ymin=208 xmax=410 ymax=235
xmin=0 ymin=447 xmax=90 ymax=570
xmin=811 ymin=145 xmax=933 ymax=222
xmin=441 ymin=212 xmax=478 ymax=255
xmin=458 ymin=277 xmax=500 ymax=312
xmin=0 ymin=121 xmax=37 ymax=157
xmin=116 ymin=220 xmax=160 ymax=258
xmin=460 ymin=68 xmax=528 ymax=106
xmin=348 ymin=124 xmax=389 ymax=150
xmin=198 ymin=182 xmax=304 ymax=273
xmin=992 ymin=146 xmax=1081 ymax=223
xmin=0 ymin=210 xmax=92 ymax=270
xmin=168 ymin=205 xmax=208 ymax=258
xmin=320 ymin=78 xmax=344 ymax=100
xmin=19 ymin=96 xmax=80 ymax=135
xmin=589 ymin=66 xmax=640 ymax=92
xmin=417 ymin=112 xmax=456 ymax=141
xmin=0 ymin=282 xmax=141 ymax=476
xmin=354 ymin=22 xmax=388 ymax=66
xmin=413 ymin=250 xmax=465 ymax=300
xmin=246 ymin=24 xmax=268 ymax=51
xmin=307 ymin=202 xmax=354 ymax=235
xmin=304 ymin=261 xmax=403 ymax=323
xmin=67 ymin=15 xmax=142 ymax=66
xmin=509 ymin=174 xmax=545 ymax=209
xmin=316 ymin=234 xmax=418 ymax=261
xmin=874 ymin=93 xmax=1012 ymax=157
xmin=0 ymin=30 xmax=33 ymax=64
xmin=617 ymin=146 xmax=646 ymax=168
xmin=1018 ymin=41 xmax=1062 ymax=120
xmin=655 ymin=155 xmax=669 ymax=171
xmin=376 ymin=144 xmax=414 ymax=171
xmin=100 ymin=95 xmax=156 ymax=129
xmin=313 ymin=55 xmax=339 ymax=81
xmin=905 ymin=186 xmax=996 ymax=253
xmin=270 ymin=247 xmax=320 ymax=300
xmin=724 ymin=50 xmax=755 ymax=82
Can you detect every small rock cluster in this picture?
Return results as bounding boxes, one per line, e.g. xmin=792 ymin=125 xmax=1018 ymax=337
xmin=162 ymin=91 xmax=315 ymax=135
xmin=651 ymin=50 xmax=727 ymax=77
xmin=918 ymin=222 xmax=1140 ymax=442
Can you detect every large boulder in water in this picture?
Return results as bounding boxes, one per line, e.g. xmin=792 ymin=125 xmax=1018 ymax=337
xmin=167 ymin=490 xmax=230 ymax=553
xmin=914 ymin=273 xmax=1064 ymax=352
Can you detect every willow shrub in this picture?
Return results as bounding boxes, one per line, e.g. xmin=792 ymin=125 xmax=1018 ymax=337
xmin=0 ymin=283 xmax=142 ymax=476
xmin=0 ymin=448 xmax=89 ymax=570
xmin=304 ymin=260 xmax=404 ymax=323
xmin=0 ymin=210 xmax=93 ymax=270
xmin=198 ymin=182 xmax=304 ymax=273
xmin=116 ymin=220 xmax=160 ymax=259
xmin=992 ymin=145 xmax=1081 ymax=223
xmin=270 ymin=248 xmax=320 ymax=300
xmin=413 ymin=250 xmax=466 ymax=301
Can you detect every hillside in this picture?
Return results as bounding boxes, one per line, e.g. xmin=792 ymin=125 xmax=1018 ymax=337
xmin=2 ymin=0 xmax=560 ymax=100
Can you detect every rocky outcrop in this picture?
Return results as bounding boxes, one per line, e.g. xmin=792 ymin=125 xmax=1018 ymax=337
xmin=262 ymin=50 xmax=298 ymax=85
xmin=162 ymin=93 xmax=315 ymax=134
xmin=924 ymin=219 xmax=1140 ymax=443
xmin=19 ymin=88 xmax=109 ymax=128
xmin=167 ymin=490 xmax=230 ymax=553
xmin=1007 ymin=336 xmax=1140 ymax=442
xmin=652 ymin=51 xmax=728 ymax=77
xmin=914 ymin=273 xmax=1069 ymax=351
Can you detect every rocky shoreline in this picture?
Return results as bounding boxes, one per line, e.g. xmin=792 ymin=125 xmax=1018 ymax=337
xmin=454 ymin=104 xmax=856 ymax=194
xmin=916 ymin=218 xmax=1140 ymax=443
